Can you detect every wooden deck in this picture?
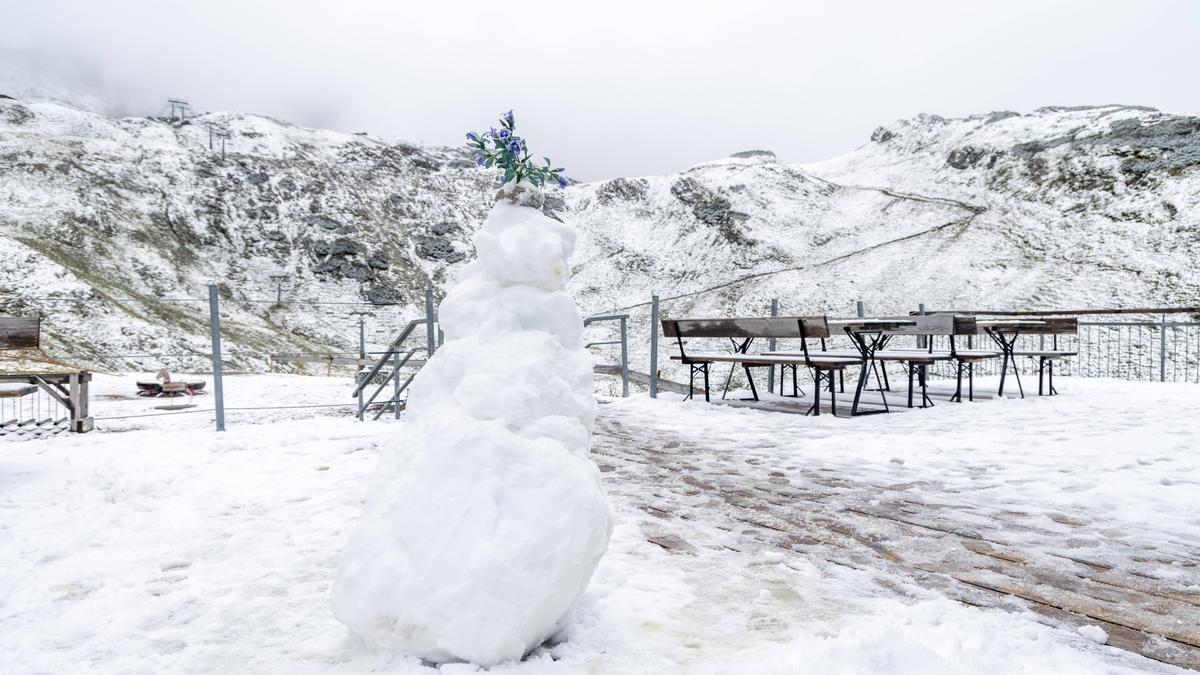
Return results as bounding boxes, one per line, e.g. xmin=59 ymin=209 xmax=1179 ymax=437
xmin=592 ymin=406 xmax=1200 ymax=670
xmin=711 ymin=377 xmax=1013 ymax=417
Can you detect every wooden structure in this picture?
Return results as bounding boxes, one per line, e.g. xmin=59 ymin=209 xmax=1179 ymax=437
xmin=0 ymin=372 xmax=93 ymax=434
xmin=0 ymin=316 xmax=41 ymax=350
xmin=1 ymin=315 xmax=93 ymax=435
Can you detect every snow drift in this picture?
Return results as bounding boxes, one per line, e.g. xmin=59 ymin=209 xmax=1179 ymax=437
xmin=331 ymin=191 xmax=613 ymax=665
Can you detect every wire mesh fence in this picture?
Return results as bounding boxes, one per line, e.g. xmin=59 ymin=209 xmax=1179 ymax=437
xmin=603 ymin=296 xmax=1200 ymax=400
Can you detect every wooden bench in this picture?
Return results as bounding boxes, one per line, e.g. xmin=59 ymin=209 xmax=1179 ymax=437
xmin=768 ymin=314 xmax=993 ymax=410
xmin=1003 ymin=317 xmax=1078 ymax=396
xmin=662 ymin=317 xmax=859 ymax=416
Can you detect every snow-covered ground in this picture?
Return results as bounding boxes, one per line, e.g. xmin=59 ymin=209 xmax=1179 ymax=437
xmin=1 ymin=374 xmax=1197 ymax=673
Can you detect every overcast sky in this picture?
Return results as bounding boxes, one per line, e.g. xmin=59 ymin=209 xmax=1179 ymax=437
xmin=2 ymin=0 xmax=1198 ymax=181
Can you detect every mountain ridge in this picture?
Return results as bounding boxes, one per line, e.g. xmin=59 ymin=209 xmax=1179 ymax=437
xmin=1 ymin=94 xmax=1196 ymax=373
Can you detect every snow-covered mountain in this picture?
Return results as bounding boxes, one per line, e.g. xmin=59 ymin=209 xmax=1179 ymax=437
xmin=2 ymin=94 xmax=1197 ymax=372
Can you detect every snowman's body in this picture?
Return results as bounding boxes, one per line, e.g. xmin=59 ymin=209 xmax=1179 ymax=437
xmin=331 ymin=193 xmax=612 ymax=666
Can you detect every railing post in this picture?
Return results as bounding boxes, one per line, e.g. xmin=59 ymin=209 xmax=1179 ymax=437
xmin=1160 ymin=314 xmax=1168 ymax=382
xmin=393 ymin=349 xmax=402 ymax=418
xmin=425 ymin=289 xmax=437 ymax=358
xmin=424 ymin=285 xmax=439 ymax=357
xmin=619 ymin=316 xmax=630 ymax=398
xmin=207 ymin=284 xmax=226 ymax=432
xmin=357 ymin=316 xmax=366 ymax=421
xmin=856 ymin=300 xmax=864 ymax=319
xmin=917 ymin=303 xmax=925 ymax=349
xmin=649 ymin=294 xmax=659 ymax=399
xmin=768 ymin=298 xmax=778 ymax=394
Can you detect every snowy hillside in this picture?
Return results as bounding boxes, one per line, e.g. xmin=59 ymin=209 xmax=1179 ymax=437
xmin=1 ymin=95 xmax=1197 ymax=372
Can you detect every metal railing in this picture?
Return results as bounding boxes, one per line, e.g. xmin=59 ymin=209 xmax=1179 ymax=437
xmin=351 ymin=319 xmax=432 ymax=420
xmin=585 ymin=314 xmax=630 ymax=397
xmin=918 ymin=311 xmax=1200 ymax=384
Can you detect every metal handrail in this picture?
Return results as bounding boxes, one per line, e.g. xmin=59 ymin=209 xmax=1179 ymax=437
xmin=351 ymin=319 xmax=424 ymax=398
xmin=584 ymin=314 xmax=630 ymax=397
xmin=361 ymin=347 xmax=423 ymax=409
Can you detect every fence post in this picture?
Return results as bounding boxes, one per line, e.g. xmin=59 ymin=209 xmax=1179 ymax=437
xmin=425 ymin=289 xmax=437 ymax=357
xmin=917 ymin=303 xmax=925 ymax=349
xmin=1160 ymin=314 xmax=1168 ymax=382
xmin=856 ymin=300 xmax=864 ymax=319
xmin=649 ymin=294 xmax=659 ymax=399
xmin=768 ymin=298 xmax=779 ymax=394
xmin=619 ymin=316 xmax=630 ymax=398
xmin=357 ymin=316 xmax=366 ymax=421
xmin=207 ymin=284 xmax=226 ymax=432
xmin=393 ymin=349 xmax=402 ymax=418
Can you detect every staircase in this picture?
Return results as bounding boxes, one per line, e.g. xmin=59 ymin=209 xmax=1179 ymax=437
xmin=351 ymin=318 xmax=436 ymax=420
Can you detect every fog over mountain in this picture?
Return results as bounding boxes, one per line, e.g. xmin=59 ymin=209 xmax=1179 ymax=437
xmin=2 ymin=0 xmax=1199 ymax=180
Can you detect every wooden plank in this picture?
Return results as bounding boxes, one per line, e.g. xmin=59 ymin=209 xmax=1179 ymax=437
xmin=0 ymin=316 xmax=40 ymax=350
xmin=0 ymin=384 xmax=36 ymax=399
xmin=662 ymin=316 xmax=831 ymax=339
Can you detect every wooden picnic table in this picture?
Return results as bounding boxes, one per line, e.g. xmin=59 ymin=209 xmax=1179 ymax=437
xmin=837 ymin=319 xmax=917 ymax=416
xmin=976 ymin=319 xmax=1046 ymax=397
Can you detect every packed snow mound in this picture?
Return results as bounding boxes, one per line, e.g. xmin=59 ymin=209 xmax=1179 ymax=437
xmin=331 ymin=197 xmax=612 ymax=666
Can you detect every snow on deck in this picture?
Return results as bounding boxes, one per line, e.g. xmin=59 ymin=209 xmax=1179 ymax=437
xmin=0 ymin=376 xmax=1197 ymax=673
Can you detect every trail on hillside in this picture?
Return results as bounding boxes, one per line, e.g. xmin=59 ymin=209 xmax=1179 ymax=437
xmin=596 ymin=183 xmax=987 ymax=315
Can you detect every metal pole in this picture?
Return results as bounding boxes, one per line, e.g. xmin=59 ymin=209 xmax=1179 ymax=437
xmin=393 ymin=349 xmax=402 ymax=418
xmin=425 ymin=289 xmax=436 ymax=357
xmin=1160 ymin=314 xmax=1168 ymax=382
xmin=917 ymin=303 xmax=926 ymax=349
xmin=856 ymin=300 xmax=864 ymax=319
xmin=649 ymin=294 xmax=659 ymax=399
xmin=275 ymin=283 xmax=282 ymax=306
xmin=207 ymin=284 xmax=226 ymax=432
xmin=768 ymin=298 xmax=778 ymax=394
xmin=619 ymin=316 xmax=629 ymax=398
xmin=357 ymin=316 xmax=365 ymax=421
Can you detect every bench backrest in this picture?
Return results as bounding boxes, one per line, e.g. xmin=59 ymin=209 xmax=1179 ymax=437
xmin=0 ymin=316 xmax=40 ymax=350
xmin=991 ymin=316 xmax=1078 ymax=335
xmin=876 ymin=314 xmax=976 ymax=336
xmin=662 ymin=316 xmax=831 ymax=340
xmin=926 ymin=311 xmax=1078 ymax=336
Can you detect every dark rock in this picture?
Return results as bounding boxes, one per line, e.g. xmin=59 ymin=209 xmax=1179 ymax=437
xmin=670 ymin=177 xmax=756 ymax=246
xmin=343 ymin=262 xmax=372 ymax=281
xmin=871 ymin=127 xmax=895 ymax=143
xmin=246 ymin=172 xmax=270 ymax=185
xmin=947 ymin=146 xmax=988 ymax=170
xmin=985 ymin=111 xmax=1020 ymax=124
xmin=313 ymin=257 xmax=373 ymax=281
xmin=596 ymin=177 xmax=649 ymax=205
xmin=0 ymin=93 xmax=14 ymax=100
xmin=195 ymin=166 xmax=214 ymax=178
xmin=415 ymin=235 xmax=464 ymax=262
xmin=366 ymin=286 xmax=402 ymax=305
xmin=429 ymin=221 xmax=458 ymax=236
xmin=2 ymin=103 xmax=33 ymax=126
xmin=264 ymin=230 xmax=287 ymax=242
xmin=366 ymin=255 xmax=390 ymax=270
xmin=312 ymin=237 xmax=363 ymax=257
xmin=304 ymin=215 xmax=343 ymax=230
xmin=1025 ymin=157 xmax=1050 ymax=183
xmin=409 ymin=154 xmax=442 ymax=171
xmin=542 ymin=191 xmax=567 ymax=221
xmin=729 ymin=150 xmax=776 ymax=159
xmin=277 ymin=178 xmax=298 ymax=195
